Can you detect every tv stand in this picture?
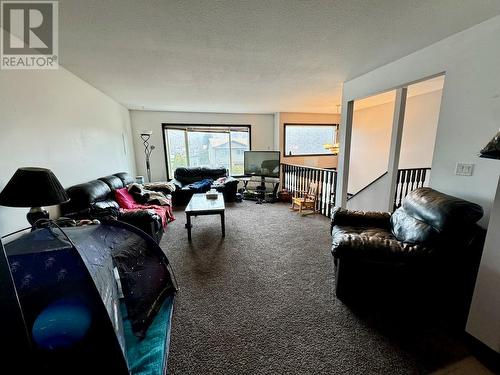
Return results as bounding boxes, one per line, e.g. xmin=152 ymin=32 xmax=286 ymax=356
xmin=259 ymin=176 xmax=267 ymax=189
xmin=240 ymin=176 xmax=279 ymax=203
xmin=255 ymin=176 xmax=267 ymax=204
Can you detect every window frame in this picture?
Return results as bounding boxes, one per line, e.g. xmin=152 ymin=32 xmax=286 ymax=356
xmin=283 ymin=123 xmax=339 ymax=157
xmin=162 ymin=123 xmax=252 ymax=178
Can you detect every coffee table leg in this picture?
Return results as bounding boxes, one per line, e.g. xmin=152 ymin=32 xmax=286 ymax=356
xmin=186 ymin=213 xmax=192 ymax=241
xmin=221 ymin=211 xmax=225 ymax=237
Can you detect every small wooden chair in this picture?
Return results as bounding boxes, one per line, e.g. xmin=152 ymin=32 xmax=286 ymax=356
xmin=291 ymin=182 xmax=318 ymax=215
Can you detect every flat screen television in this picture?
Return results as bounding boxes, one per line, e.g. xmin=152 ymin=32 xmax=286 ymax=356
xmin=244 ymin=151 xmax=280 ymax=178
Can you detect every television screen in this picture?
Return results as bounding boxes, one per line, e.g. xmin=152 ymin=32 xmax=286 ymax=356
xmin=244 ymin=151 xmax=280 ymax=178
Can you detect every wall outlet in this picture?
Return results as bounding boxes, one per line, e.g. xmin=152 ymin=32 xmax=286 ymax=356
xmin=455 ymin=162 xmax=474 ymax=176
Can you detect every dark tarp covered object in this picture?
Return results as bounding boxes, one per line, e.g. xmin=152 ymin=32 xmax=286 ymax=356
xmin=63 ymin=222 xmax=178 ymax=338
xmin=4 ymin=221 xmax=177 ymax=374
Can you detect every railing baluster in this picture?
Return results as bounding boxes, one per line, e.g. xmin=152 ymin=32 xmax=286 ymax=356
xmin=293 ymin=165 xmax=297 ymax=194
xmin=285 ymin=164 xmax=289 ymax=191
xmin=331 ymin=170 xmax=336 ymax=217
xmin=415 ymin=169 xmax=422 ymax=188
xmin=392 ymin=167 xmax=432 ymax=209
xmin=315 ymin=169 xmax=320 ymax=212
xmin=305 ymin=167 xmax=307 ymax=191
xmin=404 ymin=170 xmax=411 ymax=198
xmin=321 ymin=170 xmax=326 ymax=215
xmin=398 ymin=170 xmax=404 ymax=208
xmin=410 ymin=169 xmax=416 ymax=191
xmin=299 ymin=166 xmax=301 ymax=192
xmin=283 ymin=164 xmax=287 ymax=191
xmin=397 ymin=170 xmax=404 ymax=208
xmin=325 ymin=170 xmax=330 ymax=215
xmin=318 ymin=171 xmax=323 ymax=213
xmin=395 ymin=170 xmax=401 ymax=209
xmin=331 ymin=170 xmax=337 ymax=216
xmin=326 ymin=170 xmax=330 ymax=216
xmin=298 ymin=167 xmax=302 ymax=194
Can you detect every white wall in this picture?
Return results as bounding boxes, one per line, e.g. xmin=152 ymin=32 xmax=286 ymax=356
xmin=340 ymin=15 xmax=500 ymax=352
xmin=278 ymin=112 xmax=340 ymax=169
xmin=273 ymin=112 xmax=280 ymax=151
xmin=400 ymin=90 xmax=442 ymax=169
xmin=347 ymin=174 xmax=390 ymax=212
xmin=467 ymin=177 xmax=500 ymax=352
xmin=130 ymin=111 xmax=275 ymax=181
xmin=348 ymin=90 xmax=442 ymax=195
xmin=0 ymin=68 xmax=136 ymax=236
xmin=349 ymin=100 xmax=394 ymax=194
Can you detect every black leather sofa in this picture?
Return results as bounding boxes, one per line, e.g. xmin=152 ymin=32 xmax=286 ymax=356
xmin=331 ymin=187 xmax=485 ymax=323
xmin=61 ymin=172 xmax=164 ymax=243
xmin=171 ymin=167 xmax=239 ymax=206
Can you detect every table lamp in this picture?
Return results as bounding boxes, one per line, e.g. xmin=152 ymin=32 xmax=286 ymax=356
xmin=0 ymin=167 xmax=70 ymax=225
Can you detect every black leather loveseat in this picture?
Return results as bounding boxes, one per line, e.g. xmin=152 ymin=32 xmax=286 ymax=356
xmin=61 ymin=172 xmax=164 ymax=242
xmin=171 ymin=167 xmax=239 ymax=206
xmin=331 ymin=187 xmax=485 ymax=323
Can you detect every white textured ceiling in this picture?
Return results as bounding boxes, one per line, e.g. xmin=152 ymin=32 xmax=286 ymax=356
xmin=58 ymin=0 xmax=500 ymax=113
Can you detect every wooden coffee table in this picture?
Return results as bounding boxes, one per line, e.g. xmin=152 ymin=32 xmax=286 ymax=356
xmin=185 ymin=193 xmax=225 ymax=241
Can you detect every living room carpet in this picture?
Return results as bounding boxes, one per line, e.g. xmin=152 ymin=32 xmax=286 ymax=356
xmin=161 ymin=201 xmax=469 ymax=375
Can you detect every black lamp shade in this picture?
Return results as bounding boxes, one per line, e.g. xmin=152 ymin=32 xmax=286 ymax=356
xmin=0 ymin=167 xmax=69 ymax=208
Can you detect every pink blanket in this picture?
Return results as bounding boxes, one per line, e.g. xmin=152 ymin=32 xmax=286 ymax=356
xmin=115 ymin=188 xmax=175 ymax=227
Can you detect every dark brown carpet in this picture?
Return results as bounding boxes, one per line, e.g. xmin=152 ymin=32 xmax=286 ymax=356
xmin=161 ymin=201 xmax=468 ymax=374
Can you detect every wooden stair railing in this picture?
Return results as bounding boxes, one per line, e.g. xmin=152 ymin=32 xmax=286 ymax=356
xmin=282 ymin=164 xmax=430 ymax=216
xmin=346 ymin=167 xmax=431 ymax=209
xmin=282 ymin=163 xmax=337 ymax=218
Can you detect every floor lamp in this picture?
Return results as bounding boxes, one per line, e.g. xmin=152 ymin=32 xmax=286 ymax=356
xmin=140 ymin=131 xmax=155 ymax=183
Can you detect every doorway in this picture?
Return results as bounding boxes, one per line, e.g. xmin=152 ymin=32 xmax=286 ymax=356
xmin=339 ymin=74 xmax=445 ymax=212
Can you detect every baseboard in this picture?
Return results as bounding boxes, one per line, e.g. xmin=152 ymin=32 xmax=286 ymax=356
xmin=465 ymin=332 xmax=500 ymax=373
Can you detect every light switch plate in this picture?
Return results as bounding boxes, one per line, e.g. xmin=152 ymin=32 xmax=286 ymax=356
xmin=455 ymin=162 xmax=474 ymax=176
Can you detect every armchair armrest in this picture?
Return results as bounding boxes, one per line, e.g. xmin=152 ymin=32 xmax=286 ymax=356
xmin=213 ymin=176 xmax=238 ymax=186
xmin=223 ymin=176 xmax=238 ymax=185
xmin=119 ymin=210 xmax=163 ymax=238
xmin=170 ymin=178 xmax=184 ymax=189
xmin=330 ymin=207 xmax=391 ymax=232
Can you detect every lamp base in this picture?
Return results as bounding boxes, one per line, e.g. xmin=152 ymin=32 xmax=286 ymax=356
xmin=27 ymin=207 xmax=49 ymax=226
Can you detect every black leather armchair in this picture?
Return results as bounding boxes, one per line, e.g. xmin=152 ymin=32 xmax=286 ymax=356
xmin=171 ymin=167 xmax=239 ymax=206
xmin=331 ymin=187 xmax=485 ymax=321
xmin=61 ymin=173 xmax=164 ymax=243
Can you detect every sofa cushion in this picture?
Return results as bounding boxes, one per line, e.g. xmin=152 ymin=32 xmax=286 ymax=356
xmin=174 ymin=167 xmax=227 ymax=185
xmin=65 ymin=180 xmax=111 ymax=213
xmin=390 ymin=207 xmax=440 ymax=244
xmin=331 ymin=225 xmax=435 ymax=261
xmin=92 ymin=199 xmax=120 ymax=210
xmin=99 ymin=175 xmax=124 ymax=191
xmin=402 ymin=187 xmax=483 ymax=233
xmin=114 ymin=172 xmax=135 ymax=186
